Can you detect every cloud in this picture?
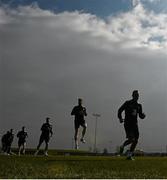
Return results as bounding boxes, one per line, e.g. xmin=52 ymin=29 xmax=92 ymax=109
xmin=1 ymin=3 xmax=167 ymax=50
xmin=0 ymin=4 xmax=167 ymax=151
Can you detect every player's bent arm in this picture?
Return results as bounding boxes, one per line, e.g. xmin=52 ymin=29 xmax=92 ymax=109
xmin=139 ymin=104 xmax=146 ymax=119
xmin=71 ymin=107 xmax=76 ymax=115
xmin=84 ymin=107 xmax=87 ymax=116
xmin=118 ymin=101 xmax=126 ymax=122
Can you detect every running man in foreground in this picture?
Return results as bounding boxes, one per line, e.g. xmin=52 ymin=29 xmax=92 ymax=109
xmin=118 ymin=90 xmax=146 ymax=160
xmin=71 ymin=98 xmax=87 ymax=150
xmin=17 ymin=126 xmax=28 ymax=156
xmin=34 ymin=117 xmax=53 ymax=156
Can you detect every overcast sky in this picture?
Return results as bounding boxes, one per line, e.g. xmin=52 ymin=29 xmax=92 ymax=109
xmin=1 ymin=0 xmax=167 ymax=152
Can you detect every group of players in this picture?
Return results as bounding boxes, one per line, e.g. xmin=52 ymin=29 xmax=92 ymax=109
xmin=1 ymin=118 xmax=52 ymax=156
xmin=1 ymin=127 xmax=27 ymax=156
xmin=1 ymin=90 xmax=145 ymax=160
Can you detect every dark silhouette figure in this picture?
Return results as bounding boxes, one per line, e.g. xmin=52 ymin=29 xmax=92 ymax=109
xmin=1 ymin=131 xmax=9 ymax=153
xmin=17 ymin=126 xmax=28 ymax=156
xmin=34 ymin=117 xmax=53 ymax=156
xmin=118 ymin=90 xmax=146 ymax=160
xmin=71 ymin=98 xmax=87 ymax=149
xmin=6 ymin=129 xmax=14 ymax=154
xmin=1 ymin=129 xmax=14 ymax=155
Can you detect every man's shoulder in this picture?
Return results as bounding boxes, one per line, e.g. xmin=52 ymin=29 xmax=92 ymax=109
xmin=43 ymin=123 xmax=52 ymax=127
xmin=72 ymin=105 xmax=81 ymax=110
xmin=123 ymin=100 xmax=131 ymax=105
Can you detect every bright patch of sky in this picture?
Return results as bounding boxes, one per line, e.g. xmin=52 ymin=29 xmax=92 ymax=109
xmin=1 ymin=0 xmax=167 ymax=18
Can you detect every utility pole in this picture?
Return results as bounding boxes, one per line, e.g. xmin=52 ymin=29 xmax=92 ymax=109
xmin=93 ymin=113 xmax=101 ymax=153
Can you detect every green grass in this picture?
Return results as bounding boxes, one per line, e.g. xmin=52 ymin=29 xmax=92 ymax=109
xmin=0 ymin=152 xmax=167 ymax=178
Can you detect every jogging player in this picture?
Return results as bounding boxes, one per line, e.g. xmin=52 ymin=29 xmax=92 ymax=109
xmin=6 ymin=129 xmax=14 ymax=155
xmin=71 ymin=98 xmax=87 ymax=149
xmin=118 ymin=90 xmax=146 ymax=160
xmin=34 ymin=117 xmax=53 ymax=156
xmin=1 ymin=131 xmax=9 ymax=154
xmin=17 ymin=126 xmax=28 ymax=156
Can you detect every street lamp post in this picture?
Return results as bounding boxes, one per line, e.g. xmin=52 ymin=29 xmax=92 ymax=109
xmin=93 ymin=113 xmax=101 ymax=153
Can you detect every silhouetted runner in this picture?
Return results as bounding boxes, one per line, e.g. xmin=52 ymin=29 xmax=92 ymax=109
xmin=118 ymin=90 xmax=146 ymax=160
xmin=1 ymin=131 xmax=9 ymax=154
xmin=71 ymin=98 xmax=87 ymax=149
xmin=34 ymin=117 xmax=53 ymax=156
xmin=3 ymin=129 xmax=14 ymax=155
xmin=17 ymin=126 xmax=28 ymax=156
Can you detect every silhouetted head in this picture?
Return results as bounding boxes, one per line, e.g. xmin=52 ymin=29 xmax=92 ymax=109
xmin=22 ymin=126 xmax=25 ymax=131
xmin=46 ymin=117 xmax=50 ymax=123
xmin=132 ymin=90 xmax=139 ymax=101
xmin=78 ymin=98 xmax=83 ymax=106
xmin=10 ymin=129 xmax=13 ymax=133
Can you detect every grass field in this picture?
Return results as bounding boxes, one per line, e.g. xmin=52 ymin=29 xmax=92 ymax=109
xmin=0 ymin=150 xmax=167 ymax=178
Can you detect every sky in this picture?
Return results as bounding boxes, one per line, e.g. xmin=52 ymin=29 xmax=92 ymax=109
xmin=0 ymin=0 xmax=167 ymax=152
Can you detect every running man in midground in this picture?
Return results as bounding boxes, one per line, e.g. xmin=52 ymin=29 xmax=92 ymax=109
xmin=34 ymin=117 xmax=53 ymax=156
xmin=118 ymin=90 xmax=146 ymax=160
xmin=17 ymin=126 xmax=28 ymax=156
xmin=71 ymin=98 xmax=87 ymax=149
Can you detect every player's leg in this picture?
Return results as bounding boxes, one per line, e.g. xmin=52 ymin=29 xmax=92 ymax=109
xmin=129 ymin=125 xmax=139 ymax=156
xmin=119 ymin=124 xmax=133 ymax=155
xmin=6 ymin=144 xmax=11 ymax=155
xmin=1 ymin=142 xmax=5 ymax=152
xmin=37 ymin=135 xmax=44 ymax=150
xmin=80 ymin=121 xmax=87 ymax=143
xmin=3 ymin=143 xmax=8 ymax=154
xmin=34 ymin=135 xmax=44 ymax=156
xmin=130 ymin=138 xmax=138 ymax=153
xmin=126 ymin=138 xmax=137 ymax=160
xmin=44 ymin=137 xmax=49 ymax=156
xmin=18 ymin=142 xmax=21 ymax=156
xmin=22 ymin=142 xmax=26 ymax=155
xmin=74 ymin=120 xmax=79 ymax=149
xmin=126 ymin=126 xmax=139 ymax=160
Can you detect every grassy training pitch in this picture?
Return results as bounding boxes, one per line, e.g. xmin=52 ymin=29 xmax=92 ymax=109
xmin=0 ymin=150 xmax=167 ymax=178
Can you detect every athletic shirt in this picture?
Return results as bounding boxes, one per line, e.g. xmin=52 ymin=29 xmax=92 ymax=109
xmin=41 ymin=123 xmax=52 ymax=136
xmin=71 ymin=105 xmax=87 ymax=121
xmin=118 ymin=99 xmax=143 ymax=124
xmin=17 ymin=131 xmax=28 ymax=141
